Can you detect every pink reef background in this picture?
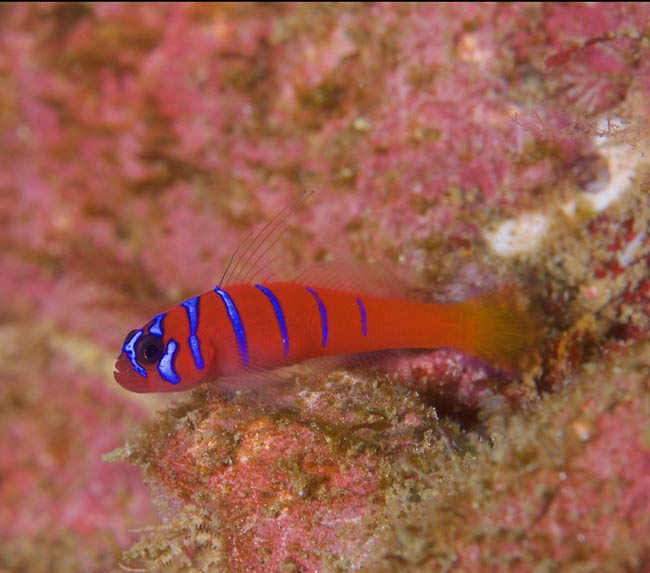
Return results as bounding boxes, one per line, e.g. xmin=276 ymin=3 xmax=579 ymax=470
xmin=2 ymin=3 xmax=650 ymax=572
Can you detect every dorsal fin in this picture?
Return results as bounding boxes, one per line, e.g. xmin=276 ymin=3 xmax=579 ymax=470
xmin=218 ymin=191 xmax=313 ymax=287
xmin=294 ymin=261 xmax=411 ymax=298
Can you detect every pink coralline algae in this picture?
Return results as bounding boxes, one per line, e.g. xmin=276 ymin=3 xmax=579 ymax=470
xmin=363 ymin=341 xmax=650 ymax=573
xmin=2 ymin=2 xmax=650 ymax=573
xmin=111 ymin=375 xmax=440 ymax=572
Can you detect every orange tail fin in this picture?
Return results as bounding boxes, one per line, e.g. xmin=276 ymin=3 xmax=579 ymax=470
xmin=457 ymin=288 xmax=534 ymax=372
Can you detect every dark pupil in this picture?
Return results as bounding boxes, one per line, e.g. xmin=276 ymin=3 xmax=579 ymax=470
xmin=136 ymin=335 xmax=164 ymax=365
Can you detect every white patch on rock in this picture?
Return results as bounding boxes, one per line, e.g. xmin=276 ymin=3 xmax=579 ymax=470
xmin=487 ymin=116 xmax=642 ymax=258
xmin=485 ymin=213 xmax=549 ymax=257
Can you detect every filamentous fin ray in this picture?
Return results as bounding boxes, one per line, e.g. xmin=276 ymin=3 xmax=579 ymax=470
xmin=219 ymin=191 xmax=313 ymax=288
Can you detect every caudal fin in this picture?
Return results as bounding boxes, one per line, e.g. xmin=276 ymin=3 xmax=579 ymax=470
xmin=458 ymin=288 xmax=535 ymax=372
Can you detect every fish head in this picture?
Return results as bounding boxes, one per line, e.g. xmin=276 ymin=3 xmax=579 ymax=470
xmin=114 ymin=305 xmax=214 ymax=393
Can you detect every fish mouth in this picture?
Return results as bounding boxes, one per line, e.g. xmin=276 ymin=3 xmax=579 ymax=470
xmin=113 ymin=355 xmax=149 ymax=393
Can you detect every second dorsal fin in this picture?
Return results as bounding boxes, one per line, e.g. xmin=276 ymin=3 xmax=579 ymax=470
xmin=294 ymin=261 xmax=410 ymax=299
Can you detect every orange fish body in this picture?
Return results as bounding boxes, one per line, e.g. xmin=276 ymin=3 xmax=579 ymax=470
xmin=114 ymin=196 xmax=529 ymax=393
xmin=115 ymin=276 xmax=527 ymax=393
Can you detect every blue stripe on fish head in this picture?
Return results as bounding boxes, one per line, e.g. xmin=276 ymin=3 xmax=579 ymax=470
xmin=123 ymin=329 xmax=147 ymax=377
xmin=158 ymin=339 xmax=181 ymax=384
xmin=122 ymin=316 xmax=171 ymax=379
xmin=148 ymin=313 xmax=165 ymax=337
xmin=181 ymin=296 xmax=205 ymax=370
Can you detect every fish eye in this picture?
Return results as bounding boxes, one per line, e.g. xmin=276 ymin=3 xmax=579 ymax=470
xmin=136 ymin=334 xmax=165 ymax=365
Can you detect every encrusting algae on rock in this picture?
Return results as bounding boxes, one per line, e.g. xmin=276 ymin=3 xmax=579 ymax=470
xmin=107 ymin=371 xmax=460 ymax=572
xmin=109 ymin=332 xmax=650 ymax=572
xmin=362 ymin=340 xmax=650 ymax=573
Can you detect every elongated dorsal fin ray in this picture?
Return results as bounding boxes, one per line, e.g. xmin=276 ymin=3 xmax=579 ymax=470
xmin=218 ymin=191 xmax=313 ymax=288
xmin=294 ymin=261 xmax=412 ymax=299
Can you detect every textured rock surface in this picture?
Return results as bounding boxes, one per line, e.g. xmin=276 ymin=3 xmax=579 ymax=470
xmin=1 ymin=3 xmax=649 ymax=572
xmin=363 ymin=342 xmax=650 ymax=573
